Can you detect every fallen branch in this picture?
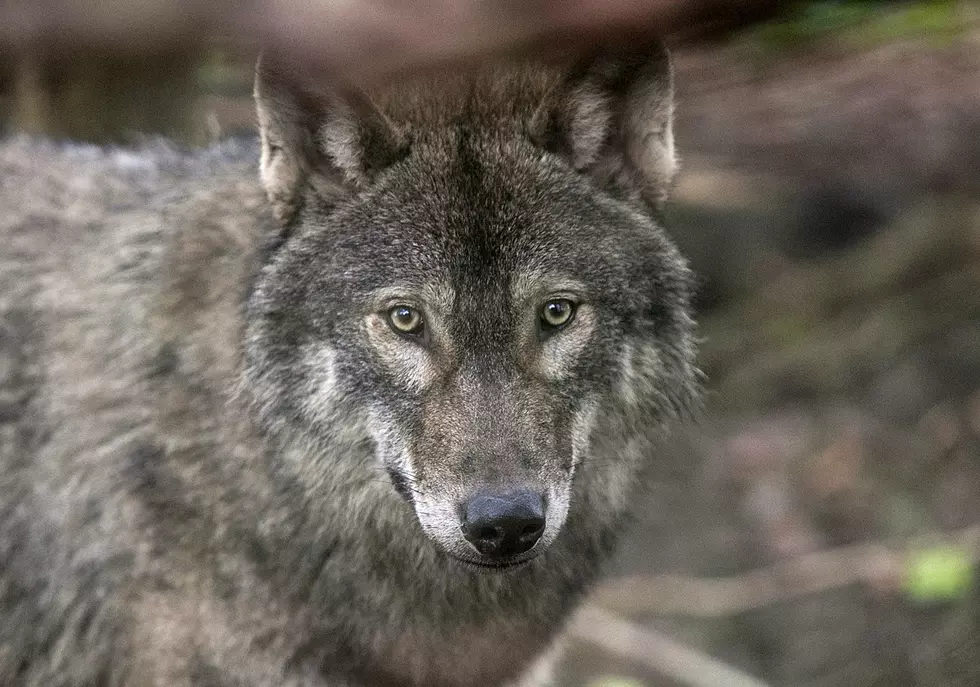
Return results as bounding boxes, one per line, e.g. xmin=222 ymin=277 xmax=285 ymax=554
xmin=570 ymin=604 xmax=771 ymax=687
xmin=0 ymin=0 xmax=784 ymax=81
xmin=593 ymin=524 xmax=980 ymax=618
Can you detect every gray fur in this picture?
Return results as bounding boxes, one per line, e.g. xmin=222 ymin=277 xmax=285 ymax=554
xmin=0 ymin=41 xmax=699 ymax=687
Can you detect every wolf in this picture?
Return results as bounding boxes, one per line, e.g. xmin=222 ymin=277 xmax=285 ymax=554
xmin=0 ymin=39 xmax=699 ymax=686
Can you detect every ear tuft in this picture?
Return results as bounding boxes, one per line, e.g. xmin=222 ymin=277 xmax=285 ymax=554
xmin=254 ymin=54 xmax=409 ymax=225
xmin=534 ymin=41 xmax=677 ymax=210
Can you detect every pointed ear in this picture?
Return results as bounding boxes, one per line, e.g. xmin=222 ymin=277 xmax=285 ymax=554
xmin=254 ymin=54 xmax=409 ymax=224
xmin=532 ymin=41 xmax=677 ymax=210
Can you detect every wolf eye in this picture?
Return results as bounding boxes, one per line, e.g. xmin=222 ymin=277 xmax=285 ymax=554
xmin=388 ymin=305 xmax=424 ymax=338
xmin=540 ymin=299 xmax=575 ymax=330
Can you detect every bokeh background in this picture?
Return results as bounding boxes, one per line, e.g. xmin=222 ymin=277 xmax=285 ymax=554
xmin=3 ymin=2 xmax=980 ymax=685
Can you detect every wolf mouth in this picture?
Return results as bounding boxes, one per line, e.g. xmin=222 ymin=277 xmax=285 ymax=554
xmin=448 ymin=553 xmax=536 ymax=573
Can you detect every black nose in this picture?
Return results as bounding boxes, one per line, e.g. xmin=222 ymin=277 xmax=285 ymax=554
xmin=460 ymin=488 xmax=546 ymax=559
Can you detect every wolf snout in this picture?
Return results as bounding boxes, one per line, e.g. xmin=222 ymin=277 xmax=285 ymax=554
xmin=460 ymin=488 xmax=546 ymax=559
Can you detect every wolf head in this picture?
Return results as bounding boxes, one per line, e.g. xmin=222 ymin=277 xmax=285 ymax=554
xmin=245 ymin=42 xmax=698 ymax=571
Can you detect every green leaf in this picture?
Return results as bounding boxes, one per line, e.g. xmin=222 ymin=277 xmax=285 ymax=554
xmin=904 ymin=545 xmax=974 ymax=604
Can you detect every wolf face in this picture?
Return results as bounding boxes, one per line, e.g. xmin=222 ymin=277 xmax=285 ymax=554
xmin=245 ymin=43 xmax=698 ymax=571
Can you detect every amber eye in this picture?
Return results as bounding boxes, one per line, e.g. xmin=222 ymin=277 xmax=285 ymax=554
xmin=388 ymin=305 xmax=424 ymax=337
xmin=540 ymin=299 xmax=575 ymax=330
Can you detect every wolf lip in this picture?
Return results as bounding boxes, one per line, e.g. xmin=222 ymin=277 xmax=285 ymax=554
xmin=448 ymin=553 xmax=536 ymax=572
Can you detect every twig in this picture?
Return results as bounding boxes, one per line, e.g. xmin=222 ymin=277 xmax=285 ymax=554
xmin=593 ymin=524 xmax=980 ymax=618
xmin=569 ymin=604 xmax=771 ymax=687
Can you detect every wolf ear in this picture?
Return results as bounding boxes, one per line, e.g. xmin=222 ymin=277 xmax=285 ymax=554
xmin=254 ymin=55 xmax=409 ymax=224
xmin=532 ymin=41 xmax=677 ymax=210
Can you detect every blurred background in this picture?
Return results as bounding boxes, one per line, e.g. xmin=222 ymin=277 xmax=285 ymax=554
xmin=3 ymin=1 xmax=980 ymax=685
